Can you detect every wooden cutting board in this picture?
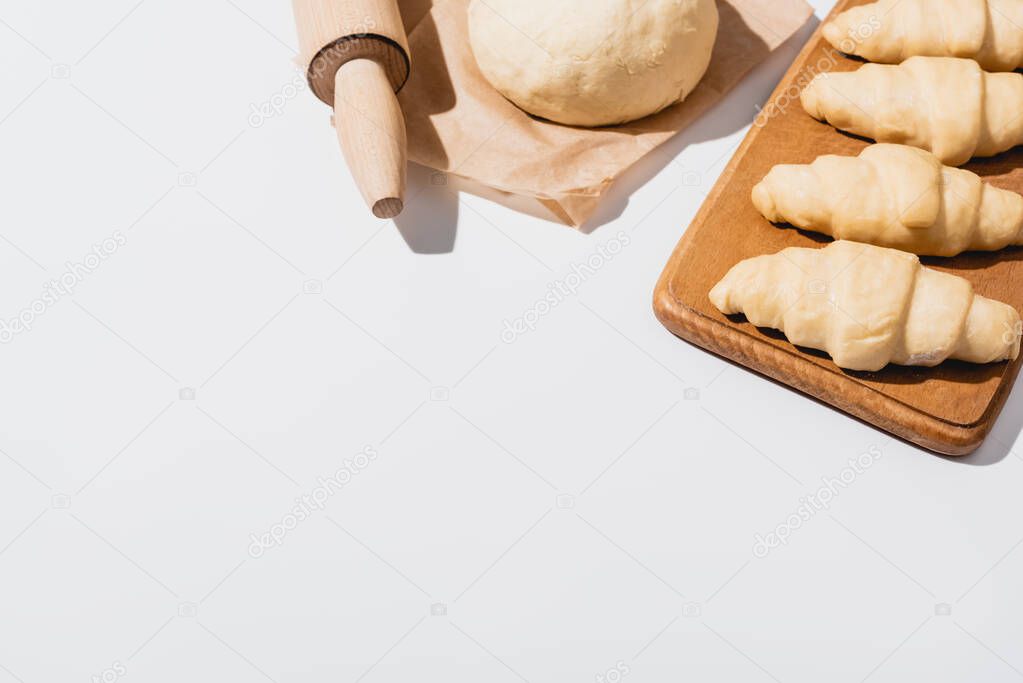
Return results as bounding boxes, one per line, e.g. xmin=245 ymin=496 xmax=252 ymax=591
xmin=653 ymin=0 xmax=1023 ymax=455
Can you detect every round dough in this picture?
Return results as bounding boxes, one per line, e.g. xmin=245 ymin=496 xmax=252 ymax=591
xmin=467 ymin=0 xmax=719 ymax=127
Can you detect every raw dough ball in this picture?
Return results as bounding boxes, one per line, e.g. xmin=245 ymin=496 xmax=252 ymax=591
xmin=467 ymin=0 xmax=719 ymax=127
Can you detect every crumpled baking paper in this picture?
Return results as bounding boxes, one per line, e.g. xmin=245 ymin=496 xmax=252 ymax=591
xmin=395 ymin=0 xmax=814 ymax=226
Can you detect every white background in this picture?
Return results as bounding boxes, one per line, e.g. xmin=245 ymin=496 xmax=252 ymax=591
xmin=2 ymin=0 xmax=1023 ymax=681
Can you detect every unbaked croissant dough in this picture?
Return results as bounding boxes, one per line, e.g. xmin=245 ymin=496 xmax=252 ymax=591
xmin=801 ymin=56 xmax=1023 ymax=165
xmin=823 ymin=0 xmax=1023 ymax=71
xmin=709 ymin=240 xmax=1021 ymax=371
xmin=752 ymin=144 xmax=1023 ymax=256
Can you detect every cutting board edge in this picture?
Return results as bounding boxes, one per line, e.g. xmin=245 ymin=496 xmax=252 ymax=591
xmin=651 ymin=0 xmax=1023 ymax=456
xmin=654 ymin=284 xmax=1013 ymax=456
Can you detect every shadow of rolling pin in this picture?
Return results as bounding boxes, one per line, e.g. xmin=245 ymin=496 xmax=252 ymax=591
xmin=293 ymin=0 xmax=411 ymax=218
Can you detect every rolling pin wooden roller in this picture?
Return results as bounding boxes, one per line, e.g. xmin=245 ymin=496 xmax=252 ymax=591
xmin=293 ymin=0 xmax=411 ymax=218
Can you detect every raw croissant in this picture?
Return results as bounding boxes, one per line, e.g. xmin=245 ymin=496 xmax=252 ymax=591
xmin=751 ymin=144 xmax=1023 ymax=256
xmin=709 ymin=240 xmax=1021 ymax=371
xmin=823 ymin=0 xmax=1023 ymax=72
xmin=801 ymin=56 xmax=1023 ymax=165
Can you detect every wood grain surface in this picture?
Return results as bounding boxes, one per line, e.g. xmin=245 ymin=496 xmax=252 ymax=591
xmin=294 ymin=0 xmax=411 ymax=106
xmin=653 ymin=0 xmax=1023 ymax=455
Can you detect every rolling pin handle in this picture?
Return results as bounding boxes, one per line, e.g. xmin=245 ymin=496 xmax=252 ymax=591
xmin=333 ymin=59 xmax=407 ymax=219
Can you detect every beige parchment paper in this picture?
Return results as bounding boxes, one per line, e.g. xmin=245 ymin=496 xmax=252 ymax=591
xmin=396 ymin=0 xmax=814 ymax=226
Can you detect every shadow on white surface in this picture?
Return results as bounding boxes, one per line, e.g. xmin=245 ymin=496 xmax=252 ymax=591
xmin=945 ymin=382 xmax=1023 ymax=466
xmin=395 ymin=163 xmax=576 ymax=253
xmin=394 ymin=163 xmax=459 ymax=254
xmin=690 ymin=346 xmax=1023 ymax=465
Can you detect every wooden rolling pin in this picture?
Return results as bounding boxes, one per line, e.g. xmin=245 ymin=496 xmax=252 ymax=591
xmin=293 ymin=0 xmax=411 ymax=218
